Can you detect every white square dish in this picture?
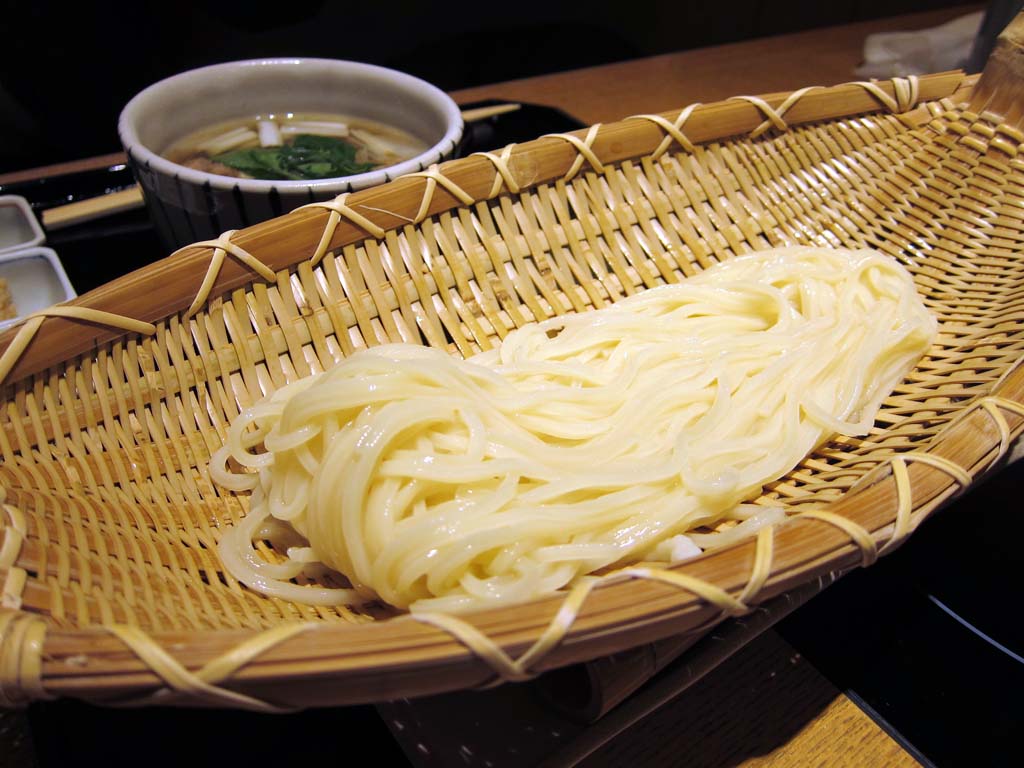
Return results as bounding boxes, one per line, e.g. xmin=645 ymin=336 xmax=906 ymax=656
xmin=0 ymin=195 xmax=45 ymax=255
xmin=0 ymin=247 xmax=76 ymax=329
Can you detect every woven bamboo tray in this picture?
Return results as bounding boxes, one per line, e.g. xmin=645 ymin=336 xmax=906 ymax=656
xmin=1 ymin=21 xmax=1023 ymax=710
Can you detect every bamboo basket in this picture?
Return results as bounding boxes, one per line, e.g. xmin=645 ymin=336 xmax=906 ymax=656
xmin=1 ymin=19 xmax=1024 ymax=711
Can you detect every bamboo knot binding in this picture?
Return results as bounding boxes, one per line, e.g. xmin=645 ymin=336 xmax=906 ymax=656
xmin=409 ymin=387 xmax=1024 ymax=688
xmin=730 ymin=87 xmax=823 ymax=138
xmin=411 ymin=527 xmax=776 ymax=686
xmin=471 ymin=144 xmax=523 ymax=197
xmin=0 ymin=307 xmax=156 ymax=386
xmin=0 ymin=500 xmax=27 ymax=611
xmin=854 ymin=76 xmax=922 ymax=113
xmin=298 ymin=194 xmax=387 ymax=266
xmin=543 ymin=124 xmax=605 ymax=180
xmin=630 ymin=104 xmax=701 ymax=159
xmin=0 ymin=610 xmax=49 ymax=708
xmin=796 ymin=453 xmax=971 ymax=566
xmin=97 ymin=387 xmax=1024 ymax=697
xmin=797 ymin=394 xmax=1024 ymax=568
xmin=103 ymin=622 xmax=314 ymax=712
xmin=174 ymin=230 xmax=277 ymax=319
xmin=404 ymin=164 xmax=475 ymax=223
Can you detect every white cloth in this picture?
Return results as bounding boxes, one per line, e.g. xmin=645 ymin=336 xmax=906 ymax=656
xmin=855 ymin=11 xmax=985 ymax=78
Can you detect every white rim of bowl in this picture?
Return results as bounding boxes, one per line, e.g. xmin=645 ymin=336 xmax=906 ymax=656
xmin=118 ymin=58 xmax=465 ymax=193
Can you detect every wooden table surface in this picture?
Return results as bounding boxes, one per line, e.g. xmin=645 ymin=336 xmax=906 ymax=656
xmin=580 ymin=632 xmax=910 ymax=768
xmin=451 ymin=3 xmax=981 ymax=122
xmin=2 ymin=5 xmax=985 ymax=766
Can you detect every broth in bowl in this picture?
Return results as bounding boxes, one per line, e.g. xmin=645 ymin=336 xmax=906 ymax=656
xmin=164 ymin=111 xmax=429 ymax=181
xmin=120 ymin=58 xmax=464 ymax=248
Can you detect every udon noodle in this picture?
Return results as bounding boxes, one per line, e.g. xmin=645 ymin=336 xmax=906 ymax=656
xmin=210 ymin=247 xmax=936 ymax=612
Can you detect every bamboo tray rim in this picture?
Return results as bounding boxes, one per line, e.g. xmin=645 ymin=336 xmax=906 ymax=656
xmin=30 ymin=365 xmax=1024 ymax=702
xmin=0 ymin=71 xmax=970 ymax=385
xmin=2 ymin=65 xmax=1024 ymax=710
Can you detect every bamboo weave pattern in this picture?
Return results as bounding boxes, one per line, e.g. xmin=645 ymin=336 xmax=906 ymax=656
xmin=0 ymin=73 xmax=1022 ymax=708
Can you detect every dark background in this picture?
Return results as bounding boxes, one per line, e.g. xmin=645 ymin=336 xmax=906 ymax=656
xmin=0 ymin=0 xmax=972 ymax=173
xmin=1 ymin=3 xmax=1023 ymax=767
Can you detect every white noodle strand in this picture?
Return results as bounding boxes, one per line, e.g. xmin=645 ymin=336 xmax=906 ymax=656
xmin=210 ymin=247 xmax=936 ymax=611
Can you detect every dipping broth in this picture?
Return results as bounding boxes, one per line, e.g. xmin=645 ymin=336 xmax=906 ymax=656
xmin=164 ymin=112 xmax=429 ymax=181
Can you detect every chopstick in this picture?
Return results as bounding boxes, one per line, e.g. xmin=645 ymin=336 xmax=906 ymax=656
xmin=459 ymin=102 xmax=522 ymax=122
xmin=41 ymin=186 xmax=145 ymax=231
xmin=37 ymin=103 xmax=522 ymax=231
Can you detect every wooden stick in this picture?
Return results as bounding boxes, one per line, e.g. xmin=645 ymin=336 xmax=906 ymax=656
xmin=0 ymin=152 xmax=128 ymax=187
xmin=40 ymin=186 xmax=144 ymax=231
xmin=460 ymin=102 xmax=522 ymax=122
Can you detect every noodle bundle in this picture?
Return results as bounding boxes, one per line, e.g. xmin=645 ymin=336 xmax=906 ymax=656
xmin=210 ymin=247 xmax=936 ymax=612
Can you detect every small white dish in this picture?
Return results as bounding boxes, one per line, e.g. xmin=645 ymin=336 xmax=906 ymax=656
xmin=0 ymin=196 xmax=45 ymax=255
xmin=0 ymin=247 xmax=76 ymax=329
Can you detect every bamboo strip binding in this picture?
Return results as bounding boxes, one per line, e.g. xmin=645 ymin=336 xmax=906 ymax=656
xmin=2 ymin=390 xmax=1016 ymax=710
xmin=413 ymin=394 xmax=1018 ymax=691
xmin=0 ymin=64 xmax=1021 ymax=709
xmin=0 ymin=75 xmax=939 ymax=388
xmin=0 ymin=74 xmax=962 ymax=385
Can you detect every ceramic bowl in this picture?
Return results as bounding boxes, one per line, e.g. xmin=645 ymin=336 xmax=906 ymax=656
xmin=118 ymin=58 xmax=463 ymax=249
